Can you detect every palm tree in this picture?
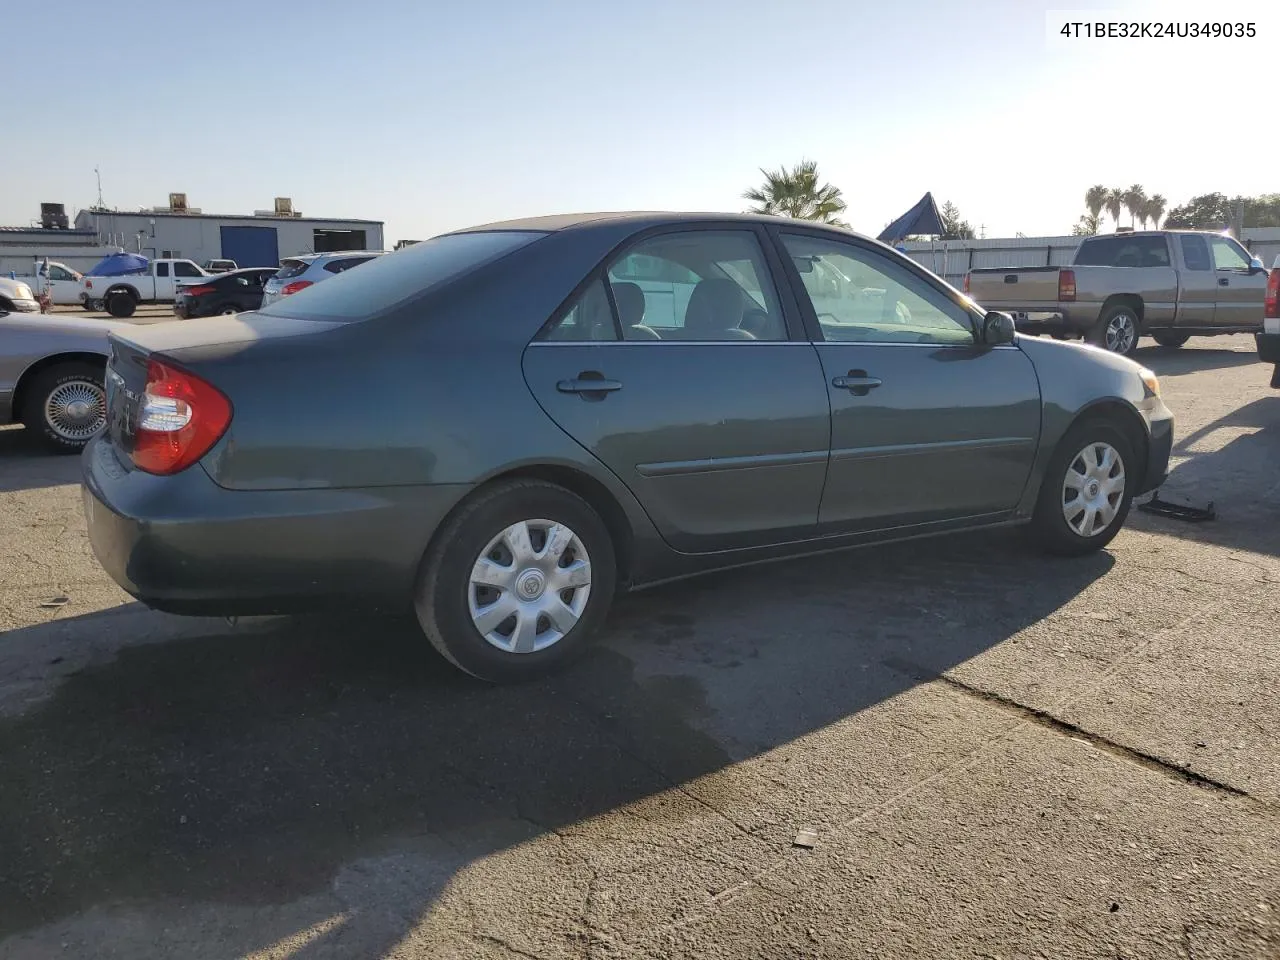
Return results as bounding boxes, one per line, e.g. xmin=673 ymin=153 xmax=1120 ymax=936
xmin=743 ymin=160 xmax=848 ymax=226
xmin=1085 ymin=185 xmax=1109 ymax=223
xmin=1122 ymin=184 xmax=1147 ymax=228
xmin=1146 ymin=193 xmax=1167 ymax=229
xmin=1104 ymin=188 xmax=1124 ymax=229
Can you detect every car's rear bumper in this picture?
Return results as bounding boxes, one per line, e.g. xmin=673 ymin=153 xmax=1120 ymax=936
xmin=1256 ymin=329 xmax=1280 ymax=365
xmin=81 ymin=437 xmax=471 ymax=616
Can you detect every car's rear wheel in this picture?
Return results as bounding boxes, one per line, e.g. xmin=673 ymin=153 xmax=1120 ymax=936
xmin=106 ymin=291 xmax=136 ymax=318
xmin=1088 ymin=304 xmax=1141 ymax=356
xmin=414 ymin=479 xmax=617 ymax=681
xmin=217 ymin=304 xmax=239 ymax=315
xmin=21 ymin=361 xmax=108 ymax=453
xmin=1152 ymin=333 xmax=1189 ymax=349
xmin=1028 ymin=419 xmax=1137 ymax=556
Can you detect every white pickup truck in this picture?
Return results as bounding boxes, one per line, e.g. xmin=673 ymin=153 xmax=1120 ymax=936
xmin=82 ymin=258 xmax=209 ymax=317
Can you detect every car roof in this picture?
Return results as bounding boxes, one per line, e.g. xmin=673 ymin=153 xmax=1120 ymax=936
xmin=447 ymin=210 xmax=870 ymax=241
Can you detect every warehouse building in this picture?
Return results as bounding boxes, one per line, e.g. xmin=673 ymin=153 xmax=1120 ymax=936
xmin=73 ymin=194 xmax=384 ymax=268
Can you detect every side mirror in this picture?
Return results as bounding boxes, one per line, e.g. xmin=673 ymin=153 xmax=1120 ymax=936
xmin=1249 ymin=257 xmax=1265 ymax=274
xmin=982 ymin=310 xmax=1016 ymax=345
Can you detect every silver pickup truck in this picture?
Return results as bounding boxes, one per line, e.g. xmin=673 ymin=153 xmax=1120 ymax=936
xmin=965 ymin=230 xmax=1269 ymax=356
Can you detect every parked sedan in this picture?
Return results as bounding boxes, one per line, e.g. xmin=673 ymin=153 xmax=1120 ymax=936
xmin=82 ymin=212 xmax=1174 ymax=682
xmin=173 ymin=267 xmax=279 ymax=318
xmin=0 ymin=309 xmax=127 ymax=451
xmin=259 ymin=250 xmax=385 ymax=308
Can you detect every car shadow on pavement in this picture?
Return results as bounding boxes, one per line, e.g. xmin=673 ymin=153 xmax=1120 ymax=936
xmin=1132 ymin=346 xmax=1261 ymax=377
xmin=0 ymin=529 xmax=1114 ymax=955
xmin=1132 ymin=395 xmax=1280 ymax=557
xmin=0 ymin=428 xmax=82 ymax=492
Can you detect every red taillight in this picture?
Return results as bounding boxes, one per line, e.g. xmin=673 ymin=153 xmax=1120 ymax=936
xmin=281 ymin=280 xmax=313 ymax=296
xmin=1058 ymin=268 xmax=1077 ymax=302
xmin=131 ymin=359 xmax=232 ymax=475
xmin=1266 ymin=268 xmax=1279 ymax=319
xmin=963 ymin=272 xmax=970 ymax=294
xmin=85 ymin=279 xmax=93 ymax=290
xmin=184 ymin=284 xmax=216 ymax=297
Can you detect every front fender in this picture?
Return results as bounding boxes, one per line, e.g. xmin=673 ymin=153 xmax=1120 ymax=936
xmin=1014 ymin=335 xmax=1161 ymax=515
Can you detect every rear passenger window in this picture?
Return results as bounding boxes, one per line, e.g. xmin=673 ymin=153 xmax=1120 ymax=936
xmin=155 ymin=263 xmax=170 ymax=277
xmin=604 ymin=231 xmax=787 ymax=341
xmin=174 ymin=261 xmax=202 ymax=278
xmin=1179 ymin=235 xmax=1211 ymax=271
xmin=324 ymin=256 xmax=374 ymax=274
xmin=541 ymin=278 xmax=618 ymax=341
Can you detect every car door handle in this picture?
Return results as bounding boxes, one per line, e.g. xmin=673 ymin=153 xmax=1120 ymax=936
xmin=831 ymin=372 xmax=883 ymax=395
xmin=1218 ymin=277 xmax=1230 ymax=286
xmin=557 ymin=374 xmax=622 ymax=395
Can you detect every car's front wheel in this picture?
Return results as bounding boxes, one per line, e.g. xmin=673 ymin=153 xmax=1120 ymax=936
xmin=1028 ymin=419 xmax=1138 ymax=556
xmin=415 ymin=479 xmax=617 ymax=681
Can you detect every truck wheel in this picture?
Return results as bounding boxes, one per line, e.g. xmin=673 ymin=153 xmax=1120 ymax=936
xmin=81 ymin=300 xmax=96 ymax=311
xmin=21 ymin=361 xmax=108 ymax=453
xmin=106 ymin=292 xmax=137 ymax=318
xmin=1152 ymin=334 xmax=1189 ymax=349
xmin=1088 ymin=304 xmax=1140 ymax=357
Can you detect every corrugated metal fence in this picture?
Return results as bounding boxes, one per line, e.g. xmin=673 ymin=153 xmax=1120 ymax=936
xmin=899 ymin=229 xmax=1280 ymax=288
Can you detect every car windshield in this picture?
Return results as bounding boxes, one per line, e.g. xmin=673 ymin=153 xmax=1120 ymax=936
xmin=258 ymin=230 xmax=548 ymax=321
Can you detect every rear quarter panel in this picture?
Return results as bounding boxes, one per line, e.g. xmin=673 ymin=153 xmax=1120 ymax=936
xmin=1012 ymin=335 xmax=1156 ymax=515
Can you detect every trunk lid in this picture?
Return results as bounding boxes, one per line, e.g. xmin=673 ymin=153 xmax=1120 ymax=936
xmin=104 ymin=313 xmax=344 ymax=453
xmin=967 ymin=267 xmax=1063 ymax=307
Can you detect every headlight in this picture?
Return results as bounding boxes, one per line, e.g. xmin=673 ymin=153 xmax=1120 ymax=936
xmin=1138 ymin=367 xmax=1160 ymax=398
xmin=16 ymin=284 xmax=33 ymax=300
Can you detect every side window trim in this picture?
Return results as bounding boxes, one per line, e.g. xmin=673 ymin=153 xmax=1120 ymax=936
xmin=767 ymin=226 xmax=981 ymax=345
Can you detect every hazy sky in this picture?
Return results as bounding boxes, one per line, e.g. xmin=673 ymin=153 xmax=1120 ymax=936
xmin=4 ymin=0 xmax=1273 ymax=244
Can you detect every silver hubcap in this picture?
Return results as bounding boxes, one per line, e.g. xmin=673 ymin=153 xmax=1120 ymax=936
xmin=45 ymin=380 xmax=106 ymax=441
xmin=468 ymin=518 xmax=592 ymax=654
xmin=1062 ymin=442 xmax=1126 ymax=537
xmin=1105 ymin=313 xmax=1137 ymax=353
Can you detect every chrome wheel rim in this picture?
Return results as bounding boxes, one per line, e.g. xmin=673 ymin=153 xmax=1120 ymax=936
xmin=1105 ymin=312 xmax=1137 ymax=353
xmin=1062 ymin=441 xmax=1126 ymax=537
xmin=468 ymin=518 xmax=592 ymax=654
xmin=44 ymin=380 xmax=106 ymax=441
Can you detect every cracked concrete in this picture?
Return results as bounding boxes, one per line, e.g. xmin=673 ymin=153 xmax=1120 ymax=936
xmin=1 ymin=336 xmax=1278 ymax=959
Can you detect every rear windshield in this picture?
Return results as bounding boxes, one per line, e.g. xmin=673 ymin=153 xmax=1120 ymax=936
xmin=1075 ymin=234 xmax=1170 ymax=268
xmin=274 ymin=258 xmax=311 ymax=280
xmin=258 ymin=230 xmax=547 ymax=321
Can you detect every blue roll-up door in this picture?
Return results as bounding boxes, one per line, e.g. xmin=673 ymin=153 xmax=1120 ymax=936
xmin=219 ymin=225 xmax=280 ymax=267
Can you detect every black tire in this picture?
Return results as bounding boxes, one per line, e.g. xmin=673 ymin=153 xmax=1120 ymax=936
xmin=1027 ymin=418 xmax=1138 ymax=556
xmin=1152 ymin=333 xmax=1189 ymax=349
xmin=1087 ymin=303 xmax=1141 ymax=356
xmin=414 ymin=479 xmax=617 ymax=682
xmin=20 ymin=361 xmax=108 ymax=454
xmin=0 ymin=297 xmax=13 ymax=313
xmin=216 ymin=304 xmax=239 ymax=316
xmin=106 ymin=291 xmax=137 ymax=318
